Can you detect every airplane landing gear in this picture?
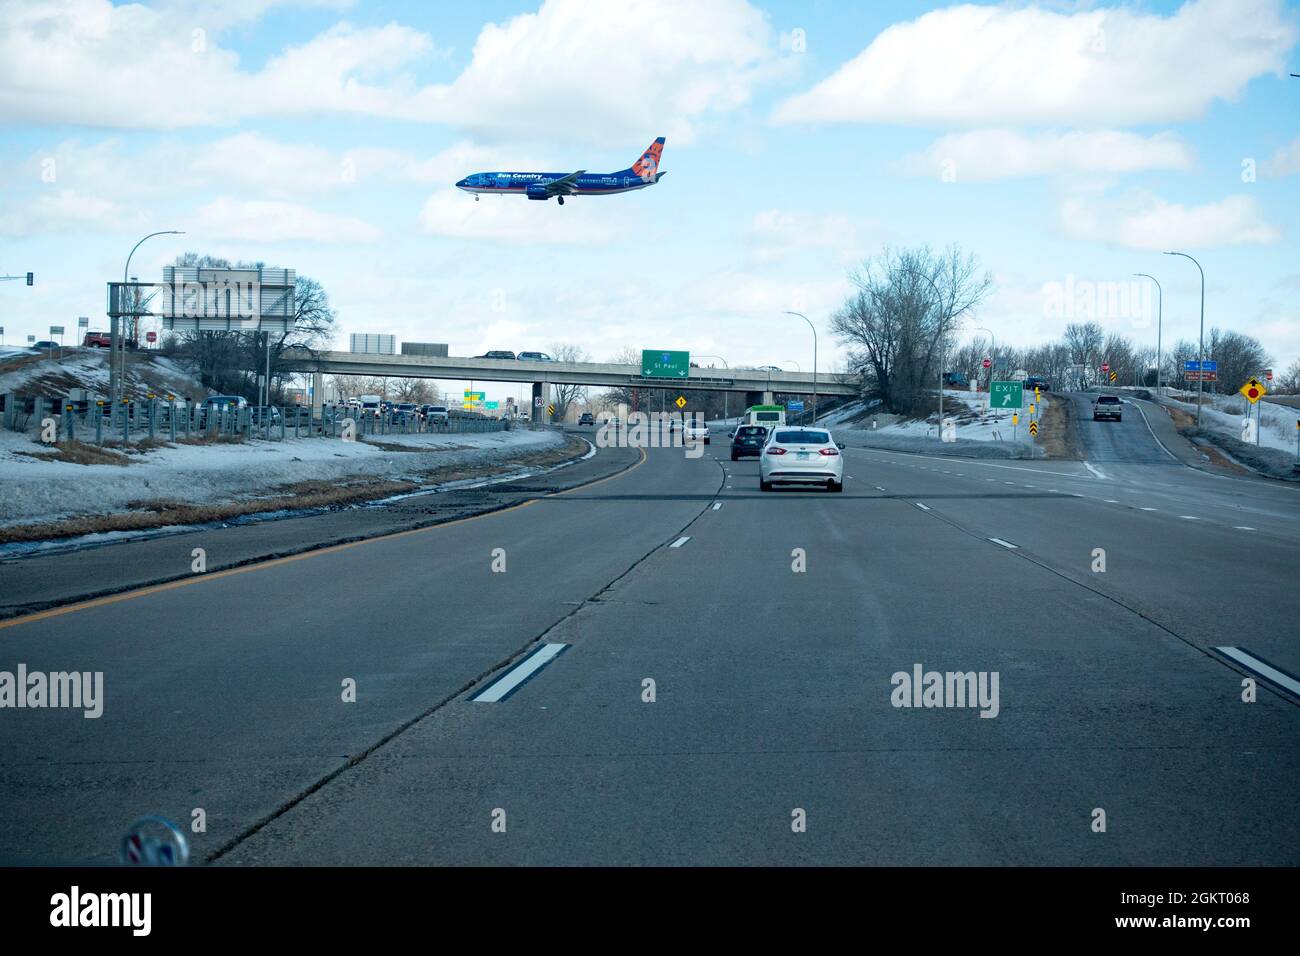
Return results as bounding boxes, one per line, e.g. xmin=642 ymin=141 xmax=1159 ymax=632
xmin=557 ymin=196 xmax=565 ymax=206
xmin=474 ymin=194 xmax=479 ymax=202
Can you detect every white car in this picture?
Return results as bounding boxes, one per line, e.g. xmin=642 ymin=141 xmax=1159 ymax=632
xmin=759 ymin=427 xmax=845 ymax=492
xmin=684 ymin=421 xmax=710 ymax=445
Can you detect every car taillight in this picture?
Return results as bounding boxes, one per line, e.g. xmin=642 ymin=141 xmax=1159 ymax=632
xmin=819 ymin=448 xmax=839 ymax=456
xmin=766 ymin=447 xmax=786 ymax=455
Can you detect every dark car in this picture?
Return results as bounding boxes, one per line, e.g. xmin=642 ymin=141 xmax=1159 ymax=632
xmin=477 ymin=350 xmax=516 ymax=360
xmin=1024 ymin=376 xmax=1051 ymax=392
xmin=578 ymin=412 xmax=595 ymax=426
xmin=730 ymin=424 xmax=769 ymax=460
xmin=31 ymin=340 xmax=59 ymax=350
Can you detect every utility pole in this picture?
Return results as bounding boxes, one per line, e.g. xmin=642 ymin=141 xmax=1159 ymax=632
xmin=1164 ymin=252 xmax=1205 ymax=424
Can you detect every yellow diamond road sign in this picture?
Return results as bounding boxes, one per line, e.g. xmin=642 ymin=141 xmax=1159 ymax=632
xmin=675 ymin=395 xmax=687 ymax=409
xmin=1239 ymin=378 xmax=1267 ymax=404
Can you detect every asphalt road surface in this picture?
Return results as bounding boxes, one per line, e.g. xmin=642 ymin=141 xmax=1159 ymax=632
xmin=1 ymin=413 xmax=1297 ymax=865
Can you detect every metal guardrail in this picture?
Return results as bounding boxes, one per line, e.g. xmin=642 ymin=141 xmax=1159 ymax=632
xmin=0 ymin=394 xmax=509 ymax=445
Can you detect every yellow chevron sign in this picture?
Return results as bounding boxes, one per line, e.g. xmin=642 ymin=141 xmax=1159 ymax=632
xmin=1029 ymin=421 xmax=1039 ymax=436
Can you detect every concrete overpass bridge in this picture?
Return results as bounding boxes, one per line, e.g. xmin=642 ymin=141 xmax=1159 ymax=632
xmin=282 ymin=349 xmax=860 ymax=422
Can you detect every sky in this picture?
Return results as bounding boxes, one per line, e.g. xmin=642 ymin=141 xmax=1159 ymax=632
xmin=1 ymin=0 xmax=1298 ymax=404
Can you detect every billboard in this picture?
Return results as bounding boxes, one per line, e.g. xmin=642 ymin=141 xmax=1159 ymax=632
xmin=125 ymin=267 xmax=299 ymax=332
xmin=350 ymin=333 xmax=396 ymax=355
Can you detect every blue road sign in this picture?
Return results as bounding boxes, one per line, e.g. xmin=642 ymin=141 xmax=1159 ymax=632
xmin=1184 ymin=360 xmax=1218 ymax=372
xmin=787 ymin=401 xmax=805 ymax=411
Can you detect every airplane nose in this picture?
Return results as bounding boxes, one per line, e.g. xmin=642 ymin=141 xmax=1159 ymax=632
xmin=455 ymin=179 xmax=467 ymax=189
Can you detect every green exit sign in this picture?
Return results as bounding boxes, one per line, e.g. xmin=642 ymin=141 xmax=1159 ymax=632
xmin=641 ymin=349 xmax=689 ymax=378
xmin=989 ymin=381 xmax=1023 ymax=409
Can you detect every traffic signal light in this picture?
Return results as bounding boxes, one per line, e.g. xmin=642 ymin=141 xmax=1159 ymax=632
xmin=25 ymin=272 xmax=33 ymax=286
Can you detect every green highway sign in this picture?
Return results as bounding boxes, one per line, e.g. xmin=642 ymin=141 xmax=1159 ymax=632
xmin=641 ymin=349 xmax=690 ymax=379
xmin=484 ymin=400 xmax=499 ymax=410
xmin=463 ymin=390 xmax=485 ymax=401
xmin=989 ymin=381 xmax=1023 ymax=410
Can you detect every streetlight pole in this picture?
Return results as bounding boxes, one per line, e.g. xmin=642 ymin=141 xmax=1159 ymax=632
xmin=696 ymin=354 xmax=730 ymax=424
xmin=1164 ymin=251 xmax=1205 ymax=424
xmin=1133 ymin=274 xmax=1162 ymax=395
xmin=116 ymin=231 xmax=183 ymax=405
xmin=786 ymin=312 xmax=817 ymax=424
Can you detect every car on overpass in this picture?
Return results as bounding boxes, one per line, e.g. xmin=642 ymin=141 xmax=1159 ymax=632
xmin=759 ymin=427 xmax=845 ymax=493
xmin=476 ymin=350 xmax=516 ymax=360
xmin=518 ymin=351 xmax=553 ymax=362
xmin=1092 ymin=395 xmax=1122 ymax=421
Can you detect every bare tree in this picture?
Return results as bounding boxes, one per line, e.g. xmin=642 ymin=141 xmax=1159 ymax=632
xmin=547 ymin=343 xmax=590 ymax=420
xmin=831 ymin=245 xmax=993 ymax=414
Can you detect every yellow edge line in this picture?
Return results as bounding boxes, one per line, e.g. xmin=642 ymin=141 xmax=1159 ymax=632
xmin=0 ymin=444 xmax=647 ymax=632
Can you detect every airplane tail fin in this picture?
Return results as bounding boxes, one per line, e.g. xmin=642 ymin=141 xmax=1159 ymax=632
xmin=629 ymin=137 xmax=665 ymax=183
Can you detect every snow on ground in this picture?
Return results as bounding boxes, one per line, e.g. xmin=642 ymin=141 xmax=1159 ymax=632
xmin=0 ymin=348 xmax=207 ymax=400
xmin=1160 ymin=391 xmax=1297 ymax=453
xmin=0 ymin=426 xmax=564 ymax=526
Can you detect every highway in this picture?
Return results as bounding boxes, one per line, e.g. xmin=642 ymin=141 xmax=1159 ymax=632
xmin=1 ymin=397 xmax=1297 ymax=865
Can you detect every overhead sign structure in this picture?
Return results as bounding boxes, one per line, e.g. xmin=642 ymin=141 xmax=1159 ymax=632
xmin=642 ymin=349 xmax=689 ymax=379
xmin=109 ymin=267 xmax=298 ymax=332
xmin=989 ymin=381 xmax=1023 ymax=409
xmin=1239 ymin=378 xmax=1267 ymax=404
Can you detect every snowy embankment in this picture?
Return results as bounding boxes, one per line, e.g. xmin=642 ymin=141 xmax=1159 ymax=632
xmin=0 ymin=427 xmax=565 ymax=527
xmin=811 ymin=392 xmax=1043 ymax=459
xmin=1160 ymin=391 xmax=1297 ymax=454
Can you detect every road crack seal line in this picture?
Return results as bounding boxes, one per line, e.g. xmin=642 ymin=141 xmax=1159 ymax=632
xmin=204 ymin=447 xmax=725 ymax=864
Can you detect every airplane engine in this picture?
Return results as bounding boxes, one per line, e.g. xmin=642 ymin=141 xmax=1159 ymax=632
xmin=526 ymin=185 xmax=550 ymax=201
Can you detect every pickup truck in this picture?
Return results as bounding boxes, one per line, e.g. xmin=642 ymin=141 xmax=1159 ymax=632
xmin=1092 ymin=395 xmax=1122 ymax=421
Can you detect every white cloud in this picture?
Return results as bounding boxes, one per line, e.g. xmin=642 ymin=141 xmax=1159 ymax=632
xmin=0 ymin=189 xmax=144 ymax=236
xmin=902 ymin=130 xmax=1196 ymax=181
xmin=773 ymin=0 xmax=1296 ymax=127
xmin=748 ymin=209 xmax=877 ymax=264
xmin=418 ymin=188 xmax=618 ymax=245
xmin=196 ymin=198 xmax=381 ymax=242
xmin=1059 ymin=191 xmax=1281 ymax=250
xmin=0 ymin=0 xmax=776 ymax=143
xmin=1260 ymin=136 xmax=1300 ymax=177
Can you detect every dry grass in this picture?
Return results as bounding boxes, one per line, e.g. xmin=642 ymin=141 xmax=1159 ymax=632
xmin=415 ymin=435 xmax=586 ymax=483
xmin=13 ymin=440 xmax=134 ymax=466
xmin=174 ymin=432 xmax=247 ymax=446
xmin=1035 ymin=398 xmax=1080 ymax=459
xmin=362 ymin=438 xmax=472 ymax=453
xmin=0 ymin=478 xmax=418 ymax=544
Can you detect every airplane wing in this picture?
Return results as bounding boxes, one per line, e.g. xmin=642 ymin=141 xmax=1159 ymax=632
xmin=545 ymin=170 xmax=585 ymax=196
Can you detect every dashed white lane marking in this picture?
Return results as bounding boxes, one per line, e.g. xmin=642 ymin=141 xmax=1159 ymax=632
xmin=1234 ymin=526 xmax=1256 ymax=531
xmin=712 ymin=502 xmax=722 ymax=511
xmin=915 ymin=502 xmax=931 ymax=511
xmin=1022 ymin=484 xmax=1034 ymax=488
xmin=874 ymin=485 xmax=886 ymax=492
xmin=1104 ymin=499 xmax=1120 ymax=504
xmin=989 ymin=537 xmax=1019 ymax=550
xmin=1140 ymin=507 xmax=1158 ymax=512
xmin=1215 ymin=647 xmax=1300 ymax=698
xmin=1004 ymin=481 xmax=1016 ymax=485
xmin=670 ymin=536 xmax=691 ymax=548
xmin=472 ymin=643 xmax=569 ymax=703
xmin=1084 ymin=462 xmax=1108 ymax=480
xmin=1070 ymin=493 xmax=1084 ymax=498
xmin=1179 ymin=515 xmax=1200 ymax=520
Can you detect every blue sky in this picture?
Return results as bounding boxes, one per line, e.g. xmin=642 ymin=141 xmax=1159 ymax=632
xmin=2 ymin=0 xmax=1298 ymax=403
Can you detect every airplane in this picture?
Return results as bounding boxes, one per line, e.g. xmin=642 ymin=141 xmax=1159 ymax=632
xmin=455 ymin=137 xmax=665 ymax=205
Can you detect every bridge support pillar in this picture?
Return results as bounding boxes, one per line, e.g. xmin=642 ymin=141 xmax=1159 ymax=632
xmin=762 ymin=390 xmax=774 ymax=405
xmin=531 ymin=381 xmax=550 ymax=424
xmin=311 ymin=371 xmax=324 ymax=421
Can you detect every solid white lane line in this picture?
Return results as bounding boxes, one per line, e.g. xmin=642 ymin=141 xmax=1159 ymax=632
xmin=670 ymin=536 xmax=691 ymax=548
xmin=989 ymin=537 xmax=1019 ymax=549
xmin=915 ymin=502 xmax=931 ymax=511
xmin=1215 ymin=647 xmax=1300 ymax=698
xmin=472 ymin=643 xmax=569 ymax=703
xmin=712 ymin=502 xmax=722 ymax=511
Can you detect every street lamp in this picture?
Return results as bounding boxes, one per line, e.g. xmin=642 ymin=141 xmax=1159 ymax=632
xmin=696 ymin=354 xmax=730 ymax=423
xmin=115 ymin=230 xmax=184 ymax=404
xmin=785 ymin=312 xmax=817 ymax=423
xmin=1133 ymin=274 xmax=1163 ymax=395
xmin=1164 ymin=251 xmax=1205 ymax=424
